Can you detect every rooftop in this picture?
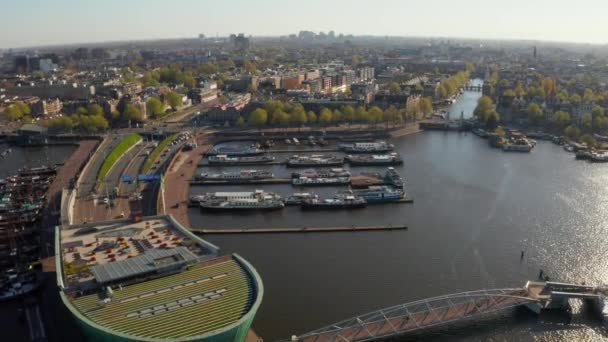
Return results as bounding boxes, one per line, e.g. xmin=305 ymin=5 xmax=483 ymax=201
xmin=68 ymin=256 xmax=255 ymax=339
xmin=57 ymin=215 xmax=263 ymax=340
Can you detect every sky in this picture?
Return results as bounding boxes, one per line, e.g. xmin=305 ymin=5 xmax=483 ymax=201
xmin=1 ymin=0 xmax=608 ymax=49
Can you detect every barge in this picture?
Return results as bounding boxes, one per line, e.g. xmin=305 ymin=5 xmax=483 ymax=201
xmin=207 ymin=155 xmax=275 ymax=165
xmin=346 ymin=153 xmax=403 ymax=166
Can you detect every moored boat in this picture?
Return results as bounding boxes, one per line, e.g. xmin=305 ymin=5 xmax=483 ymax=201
xmin=207 ymin=155 xmax=275 ymax=165
xmin=207 ymin=146 xmax=263 ymax=156
xmin=196 ymin=170 xmax=273 ymax=182
xmin=286 ymin=155 xmax=344 ymax=167
xmin=346 ymin=153 xmax=403 ymax=166
xmin=339 ymin=141 xmax=394 ymax=153
xmin=301 ymin=191 xmax=367 ymax=210
xmin=384 ymin=167 xmax=403 ymax=188
xmin=199 ymin=190 xmax=284 ymax=211
xmin=284 ymin=193 xmax=316 ymax=205
xmin=353 ymin=186 xmax=405 ymax=203
xmin=292 ymin=176 xmax=351 ymax=186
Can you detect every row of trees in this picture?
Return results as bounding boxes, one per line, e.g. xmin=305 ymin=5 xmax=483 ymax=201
xmin=146 ymin=92 xmax=183 ymax=119
xmin=245 ymin=99 xmax=433 ymax=128
xmin=141 ymin=66 xmax=197 ymax=89
xmin=438 ymin=70 xmax=471 ymax=98
xmin=47 ymin=104 xmax=109 ymax=133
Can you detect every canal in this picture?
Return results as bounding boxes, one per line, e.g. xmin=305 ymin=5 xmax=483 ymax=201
xmin=191 ymin=79 xmax=608 ymax=341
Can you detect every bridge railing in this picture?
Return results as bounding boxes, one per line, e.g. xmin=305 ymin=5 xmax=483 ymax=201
xmin=286 ymin=288 xmax=537 ymax=342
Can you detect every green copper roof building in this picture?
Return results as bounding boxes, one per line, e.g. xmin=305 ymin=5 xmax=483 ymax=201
xmin=55 ymin=215 xmax=263 ymax=342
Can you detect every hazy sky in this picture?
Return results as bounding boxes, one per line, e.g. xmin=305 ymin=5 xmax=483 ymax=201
xmin=2 ymin=0 xmax=607 ymax=48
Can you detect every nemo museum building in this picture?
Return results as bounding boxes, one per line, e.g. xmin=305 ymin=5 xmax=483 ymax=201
xmin=55 ymin=215 xmax=263 ymax=342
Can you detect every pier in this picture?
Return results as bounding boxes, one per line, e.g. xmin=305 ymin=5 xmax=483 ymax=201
xmin=192 ymin=224 xmax=408 ymax=234
xmin=190 ymin=178 xmax=291 ymax=185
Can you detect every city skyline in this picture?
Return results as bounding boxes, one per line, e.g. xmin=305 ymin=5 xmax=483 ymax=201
xmin=2 ymin=0 xmax=608 ymax=49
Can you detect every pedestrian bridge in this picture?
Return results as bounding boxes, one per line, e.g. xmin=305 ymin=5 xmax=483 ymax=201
xmin=287 ymin=281 xmax=607 ymax=342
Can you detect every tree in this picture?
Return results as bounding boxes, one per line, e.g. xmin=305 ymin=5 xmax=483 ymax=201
xmin=272 ymin=109 xmax=290 ymax=126
xmin=87 ymin=104 xmax=104 ymax=117
xmin=474 ymin=96 xmax=496 ymax=120
xmin=123 ymin=104 xmax=143 ymax=122
xmin=166 ymin=91 xmax=183 ymax=110
xmin=48 ymin=116 xmax=74 ymax=131
xmin=368 ymin=106 xmax=384 ymax=125
xmin=341 ymin=105 xmax=355 ymax=123
xmin=218 ymin=59 xmax=235 ymax=70
xmin=580 ymin=134 xmax=597 ymax=148
xmin=564 ymin=125 xmax=581 ymax=141
xmin=419 ymin=97 xmax=433 ymax=116
xmin=332 ymin=109 xmax=343 ymax=124
xmin=552 ymin=111 xmax=571 ymax=129
xmin=388 ymin=82 xmax=401 ymax=94
xmin=485 ymin=111 xmax=500 ymax=129
xmin=581 ymin=112 xmax=593 ymax=131
xmin=15 ymin=101 xmax=31 ymax=116
xmin=527 ymin=103 xmax=544 ymax=124
xmin=236 ymin=116 xmax=245 ymax=127
xmin=383 ymin=106 xmax=399 ymax=126
xmin=583 ymin=88 xmax=595 ymax=102
xmin=199 ymin=63 xmax=218 ymax=75
xmin=319 ymin=108 xmax=333 ymax=126
xmin=147 ymin=97 xmax=165 ymax=118
xmin=291 ymin=108 xmax=307 ymax=126
xmin=183 ymin=75 xmax=196 ymax=89
xmin=243 ymin=60 xmax=258 ymax=74
xmin=90 ymin=114 xmax=109 ymax=131
xmin=76 ymin=106 xmax=89 ymax=115
xmin=354 ymin=106 xmax=368 ymax=122
xmin=5 ymin=103 xmax=26 ymax=121
xmin=306 ymin=111 xmax=317 ymax=125
xmin=249 ymin=108 xmax=268 ymax=128
xmin=503 ymin=89 xmax=516 ymax=97
xmin=495 ymin=127 xmax=506 ymax=137
xmin=570 ymin=94 xmax=582 ymax=104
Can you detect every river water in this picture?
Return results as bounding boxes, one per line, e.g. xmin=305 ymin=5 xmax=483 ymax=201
xmin=189 ymin=79 xmax=608 ymax=341
xmin=3 ymin=79 xmax=608 ymax=341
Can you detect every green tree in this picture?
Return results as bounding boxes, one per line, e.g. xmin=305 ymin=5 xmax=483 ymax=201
xmin=243 ymin=60 xmax=258 ymax=74
xmin=123 ymin=104 xmax=143 ymax=122
xmin=49 ymin=116 xmax=74 ymax=131
xmin=5 ymin=102 xmax=26 ymax=121
xmin=419 ymin=97 xmax=433 ymax=115
xmin=474 ymin=96 xmax=496 ymax=120
xmin=368 ymin=106 xmax=384 ymax=125
xmin=570 ymin=94 xmax=582 ymax=104
xmin=236 ymin=116 xmax=245 ymax=127
xmin=552 ymin=110 xmax=571 ymax=129
xmin=581 ymin=112 xmax=593 ymax=131
xmin=218 ymin=59 xmax=235 ymax=70
xmin=147 ymin=97 xmax=165 ymax=118
xmin=485 ymin=111 xmax=500 ymax=129
xmin=580 ymin=133 xmax=597 ymax=148
xmin=388 ymin=82 xmax=401 ymax=94
xmin=306 ymin=111 xmax=317 ymax=125
xmin=565 ymin=125 xmax=581 ymax=141
xmin=332 ymin=109 xmax=343 ymax=124
xmin=249 ymin=108 xmax=268 ymax=128
xmin=272 ymin=109 xmax=290 ymax=126
xmin=199 ymin=63 xmax=218 ymax=75
xmin=319 ymin=108 xmax=333 ymax=126
xmin=15 ymin=101 xmax=31 ymax=116
xmin=166 ymin=91 xmax=183 ymax=110
xmin=87 ymin=104 xmax=104 ymax=117
xmin=527 ymin=103 xmax=544 ymax=124
xmin=384 ymin=106 xmax=399 ymax=126
xmin=183 ymin=75 xmax=196 ymax=89
xmin=341 ymin=105 xmax=355 ymax=123
xmin=76 ymin=106 xmax=89 ymax=115
xmin=291 ymin=108 xmax=307 ymax=126
xmin=354 ymin=106 xmax=368 ymax=122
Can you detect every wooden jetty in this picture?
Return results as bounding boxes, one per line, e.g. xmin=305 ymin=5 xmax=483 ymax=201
xmin=191 ymin=224 xmax=408 ymax=234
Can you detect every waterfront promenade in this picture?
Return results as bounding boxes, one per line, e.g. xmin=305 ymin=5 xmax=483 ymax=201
xmin=163 ymin=134 xmax=211 ymax=227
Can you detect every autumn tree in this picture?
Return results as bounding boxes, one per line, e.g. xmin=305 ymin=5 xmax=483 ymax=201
xmin=166 ymin=91 xmax=183 ymax=111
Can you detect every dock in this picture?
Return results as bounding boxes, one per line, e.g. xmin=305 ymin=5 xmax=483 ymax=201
xmin=192 ymin=224 xmax=408 ymax=234
xmin=190 ymin=178 xmax=291 ymax=185
xmin=264 ymin=148 xmax=340 ymax=153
